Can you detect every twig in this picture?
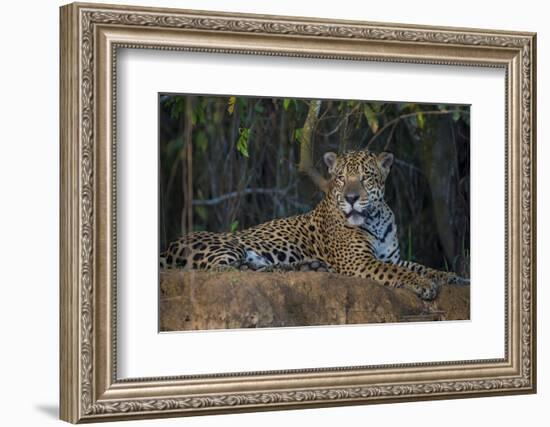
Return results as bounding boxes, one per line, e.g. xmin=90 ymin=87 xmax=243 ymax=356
xmin=316 ymin=104 xmax=361 ymax=137
xmin=394 ymin=158 xmax=423 ymax=175
xmin=192 ymin=187 xmax=292 ymax=206
xmin=181 ymin=97 xmax=194 ymax=235
xmin=366 ymin=109 xmax=468 ymax=148
xmin=384 ymin=120 xmax=399 ymax=150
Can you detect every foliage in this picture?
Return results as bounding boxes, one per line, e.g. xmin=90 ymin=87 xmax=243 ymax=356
xmin=236 ymin=128 xmax=250 ymax=158
xmin=159 ymin=95 xmax=470 ymax=276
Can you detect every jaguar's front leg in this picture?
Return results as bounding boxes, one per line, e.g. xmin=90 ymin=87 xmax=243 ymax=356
xmin=398 ymin=260 xmax=470 ymax=287
xmin=350 ymin=257 xmax=440 ymax=301
xmin=429 ymin=270 xmax=470 ymax=286
xmin=391 ymin=270 xmax=440 ymax=301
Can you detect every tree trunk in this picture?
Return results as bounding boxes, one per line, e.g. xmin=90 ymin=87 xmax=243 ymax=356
xmin=298 ymin=100 xmax=328 ymax=192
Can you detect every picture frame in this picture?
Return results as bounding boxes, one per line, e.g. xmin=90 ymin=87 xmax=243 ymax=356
xmin=59 ymin=2 xmax=536 ymax=423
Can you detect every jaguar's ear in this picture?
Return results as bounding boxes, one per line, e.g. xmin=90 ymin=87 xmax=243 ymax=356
xmin=377 ymin=152 xmax=394 ymax=179
xmin=323 ymin=152 xmax=338 ymax=174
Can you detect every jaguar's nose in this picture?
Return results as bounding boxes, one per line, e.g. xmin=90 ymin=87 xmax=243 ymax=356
xmin=345 ymin=193 xmax=360 ymax=205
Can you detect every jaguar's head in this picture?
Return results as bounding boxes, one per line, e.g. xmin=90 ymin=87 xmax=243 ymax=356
xmin=323 ymin=150 xmax=394 ymax=227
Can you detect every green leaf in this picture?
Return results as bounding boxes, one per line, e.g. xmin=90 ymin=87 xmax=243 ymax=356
xmin=293 ymin=128 xmax=303 ymax=143
xmin=230 ymin=220 xmax=239 ymax=232
xmin=236 ymin=127 xmax=250 ymax=158
xmin=254 ymin=103 xmax=264 ymax=113
xmin=398 ymin=102 xmax=415 ymax=113
xmin=194 ymin=104 xmax=206 ymax=125
xmin=165 ymin=137 xmax=184 ymax=157
xmin=283 ymin=98 xmax=290 ymax=111
xmin=416 ymin=113 xmax=425 ymax=129
xmin=227 ymin=96 xmax=236 ymax=115
xmin=363 ymin=104 xmax=379 ymax=133
xmin=370 ymin=103 xmax=382 ymax=113
xmin=195 ymin=205 xmax=208 ymax=222
xmin=168 ymin=97 xmax=184 ymax=120
xmin=452 ymin=110 xmax=461 ymax=122
xmin=195 ymin=131 xmax=208 ymax=152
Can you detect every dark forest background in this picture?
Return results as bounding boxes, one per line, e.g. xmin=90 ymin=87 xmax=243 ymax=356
xmin=159 ymin=95 xmax=470 ymax=276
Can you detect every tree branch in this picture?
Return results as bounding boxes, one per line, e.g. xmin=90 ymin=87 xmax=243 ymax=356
xmin=367 ymin=109 xmax=469 ymax=148
xmin=193 ymin=187 xmax=291 ymax=206
xmin=298 ymin=100 xmax=328 ymax=193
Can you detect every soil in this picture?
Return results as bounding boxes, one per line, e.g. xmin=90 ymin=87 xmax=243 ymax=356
xmin=159 ymin=270 xmax=470 ymax=331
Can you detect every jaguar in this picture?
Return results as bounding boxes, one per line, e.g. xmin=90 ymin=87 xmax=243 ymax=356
xmin=160 ymin=149 xmax=467 ymax=299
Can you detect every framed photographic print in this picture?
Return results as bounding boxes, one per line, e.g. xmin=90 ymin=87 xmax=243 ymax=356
xmin=60 ymin=2 xmax=536 ymax=423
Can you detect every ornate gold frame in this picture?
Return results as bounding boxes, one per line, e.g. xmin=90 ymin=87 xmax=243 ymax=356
xmin=60 ymin=2 xmax=537 ymax=423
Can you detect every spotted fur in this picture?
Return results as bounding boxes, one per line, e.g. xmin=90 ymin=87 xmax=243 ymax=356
xmin=160 ymin=150 xmax=465 ymax=300
xmin=357 ymin=197 xmax=469 ymax=286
